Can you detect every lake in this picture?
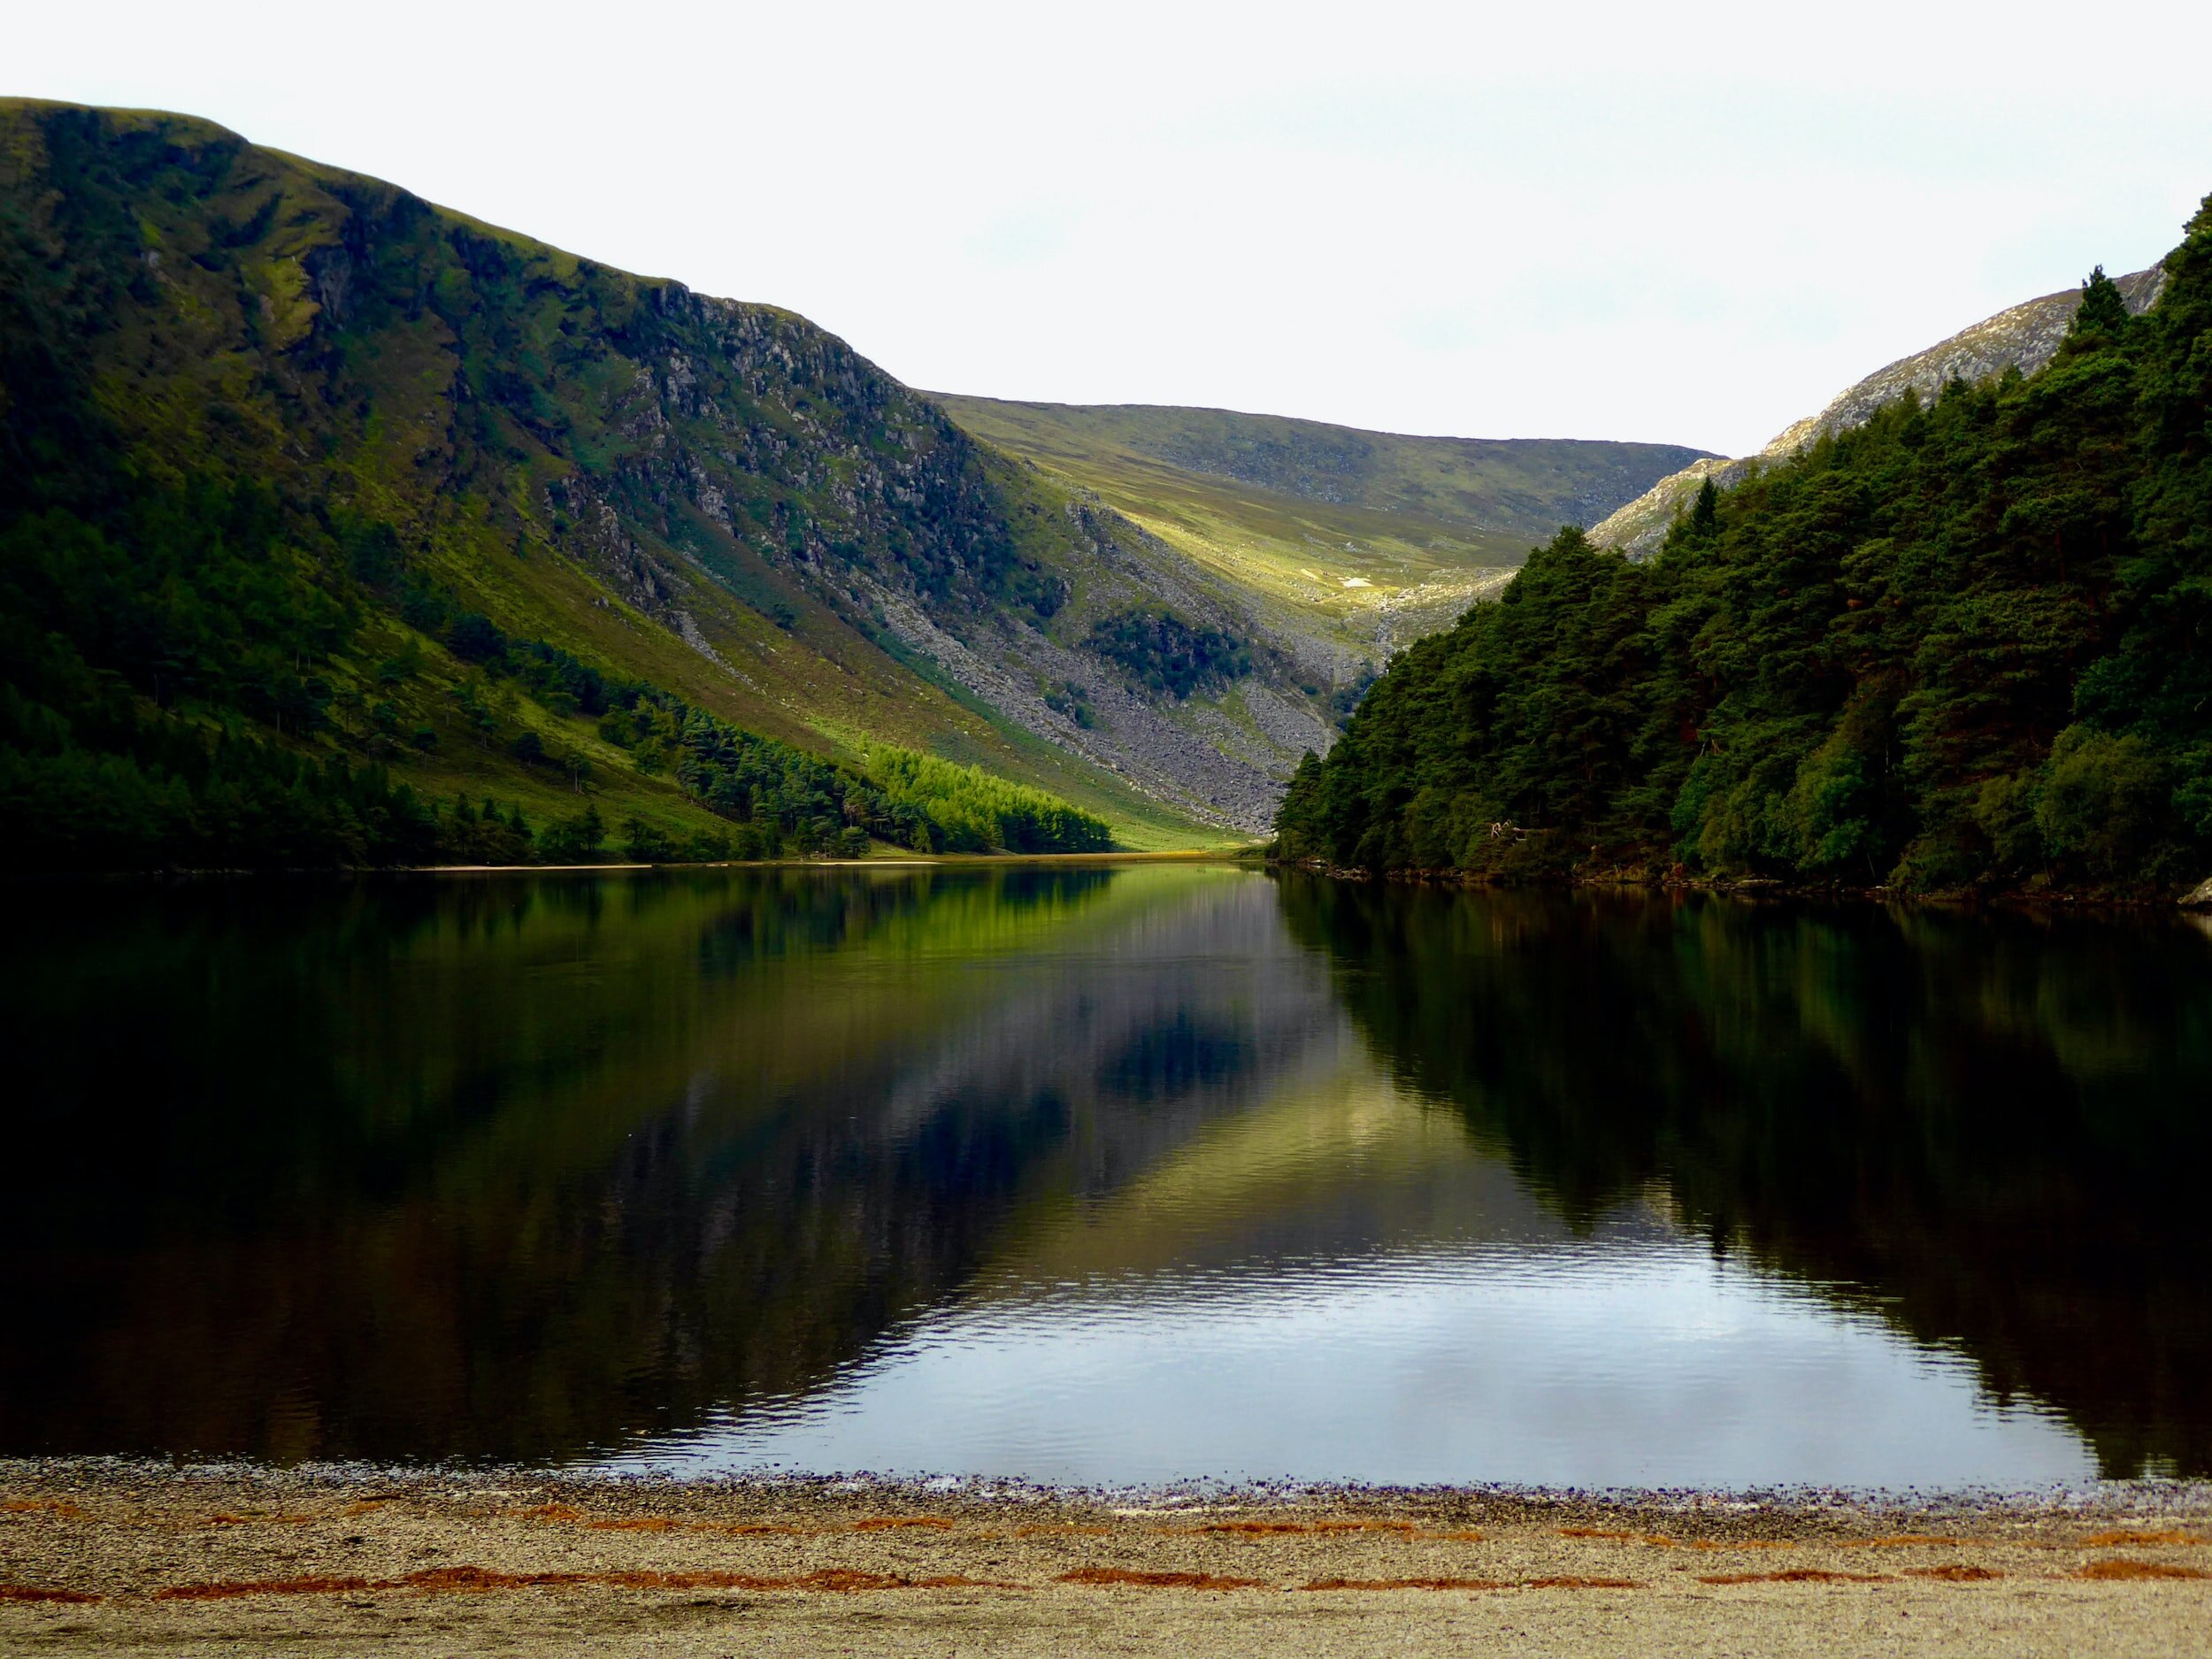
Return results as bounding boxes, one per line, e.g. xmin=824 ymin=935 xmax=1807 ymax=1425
xmin=4 ymin=864 xmax=2208 ymax=1489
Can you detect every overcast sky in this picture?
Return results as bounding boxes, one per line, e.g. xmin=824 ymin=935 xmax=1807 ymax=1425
xmin=14 ymin=1 xmax=2212 ymax=456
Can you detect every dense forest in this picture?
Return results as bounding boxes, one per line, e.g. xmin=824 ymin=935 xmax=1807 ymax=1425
xmin=1082 ymin=606 xmax=1253 ymax=700
xmin=0 ymin=479 xmax=1113 ymax=866
xmin=863 ymin=748 xmax=1112 ymax=854
xmin=1279 ymin=199 xmax=2212 ymax=896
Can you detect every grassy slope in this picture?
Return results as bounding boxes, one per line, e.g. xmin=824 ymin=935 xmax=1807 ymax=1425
xmin=938 ymin=396 xmax=1711 ymax=655
xmin=0 ymin=101 xmax=1225 ymax=849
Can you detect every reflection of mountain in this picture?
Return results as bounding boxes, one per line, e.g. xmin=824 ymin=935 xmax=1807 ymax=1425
xmin=0 ymin=866 xmax=1341 ymax=1463
xmin=1275 ymin=876 xmax=2212 ymax=1478
xmin=973 ymin=1061 xmax=1616 ymax=1294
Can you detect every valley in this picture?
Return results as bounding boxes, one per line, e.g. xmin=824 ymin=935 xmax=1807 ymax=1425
xmin=938 ymin=396 xmax=1709 ymax=665
xmin=7 ymin=24 xmax=2210 ymax=1659
xmin=0 ymin=99 xmax=1704 ymax=863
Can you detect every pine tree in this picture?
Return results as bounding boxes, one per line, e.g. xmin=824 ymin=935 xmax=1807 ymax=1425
xmin=2064 ymin=265 xmax=2132 ymax=352
xmin=1689 ymin=475 xmax=1720 ymax=536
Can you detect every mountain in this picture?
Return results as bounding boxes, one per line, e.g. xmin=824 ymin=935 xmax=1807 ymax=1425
xmin=4 ymin=100 xmax=1433 ymax=862
xmin=1279 ymin=206 xmax=2212 ymax=898
xmin=938 ymin=396 xmax=1710 ymax=666
xmin=1590 ymin=265 xmax=2171 ymax=557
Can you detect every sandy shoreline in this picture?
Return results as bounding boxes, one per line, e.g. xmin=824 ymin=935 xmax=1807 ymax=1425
xmin=4 ymin=1464 xmax=2208 ymax=1655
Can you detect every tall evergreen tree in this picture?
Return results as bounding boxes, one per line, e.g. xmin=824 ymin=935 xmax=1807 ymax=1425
xmin=1688 ymin=474 xmax=1720 ymax=536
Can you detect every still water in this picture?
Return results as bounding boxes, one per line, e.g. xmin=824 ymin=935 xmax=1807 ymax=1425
xmin=4 ymin=865 xmax=2208 ymax=1488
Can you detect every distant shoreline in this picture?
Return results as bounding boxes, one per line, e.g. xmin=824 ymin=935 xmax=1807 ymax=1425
xmin=17 ymin=849 xmax=1256 ymax=882
xmin=420 ymin=849 xmax=1247 ymax=873
xmin=1269 ymin=858 xmax=2212 ymax=913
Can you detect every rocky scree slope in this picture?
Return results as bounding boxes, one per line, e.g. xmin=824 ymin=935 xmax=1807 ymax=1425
xmin=1592 ymin=266 xmax=2170 ymax=557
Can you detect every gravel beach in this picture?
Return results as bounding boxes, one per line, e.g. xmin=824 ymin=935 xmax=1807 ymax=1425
xmin=3 ymin=1463 xmax=2207 ymax=1655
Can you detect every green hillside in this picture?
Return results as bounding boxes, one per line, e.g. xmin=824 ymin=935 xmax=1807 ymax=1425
xmin=938 ymin=396 xmax=1709 ymax=660
xmin=0 ymin=101 xmax=1310 ymax=864
xmin=1278 ymin=204 xmax=2212 ymax=897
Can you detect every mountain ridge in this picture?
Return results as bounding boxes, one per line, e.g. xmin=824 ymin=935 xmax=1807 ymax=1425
xmin=1590 ymin=265 xmax=2171 ymax=557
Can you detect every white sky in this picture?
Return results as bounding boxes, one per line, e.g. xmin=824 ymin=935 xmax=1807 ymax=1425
xmin=13 ymin=0 xmax=2212 ymax=456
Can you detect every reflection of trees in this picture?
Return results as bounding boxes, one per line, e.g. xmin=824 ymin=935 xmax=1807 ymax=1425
xmin=0 ymin=868 xmax=1325 ymax=1463
xmin=1275 ymin=875 xmax=2212 ymax=1477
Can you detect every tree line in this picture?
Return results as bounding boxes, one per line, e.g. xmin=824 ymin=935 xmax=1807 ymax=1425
xmin=0 ymin=488 xmax=1114 ymax=867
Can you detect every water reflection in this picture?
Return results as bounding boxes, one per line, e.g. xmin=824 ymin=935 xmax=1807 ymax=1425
xmin=1274 ymin=879 xmax=2212 ymax=1479
xmin=0 ymin=866 xmax=1331 ymax=1463
xmin=1 ymin=867 xmax=2206 ymax=1485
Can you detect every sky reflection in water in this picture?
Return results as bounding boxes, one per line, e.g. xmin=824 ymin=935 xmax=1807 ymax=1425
xmin=644 ymin=1241 xmax=2091 ymax=1487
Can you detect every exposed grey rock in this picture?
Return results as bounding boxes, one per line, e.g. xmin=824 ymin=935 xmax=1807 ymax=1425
xmin=1590 ymin=265 xmax=2169 ymax=558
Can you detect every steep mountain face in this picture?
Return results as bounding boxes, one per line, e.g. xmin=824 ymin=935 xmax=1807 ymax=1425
xmin=938 ymin=396 xmax=1711 ymax=673
xmin=0 ymin=101 xmax=1362 ymax=841
xmin=1591 ymin=266 xmax=2170 ymax=557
